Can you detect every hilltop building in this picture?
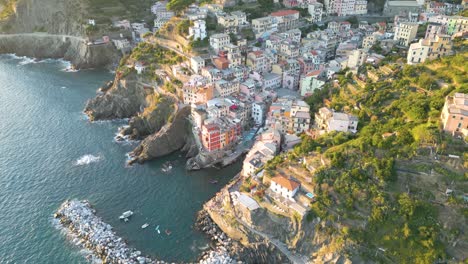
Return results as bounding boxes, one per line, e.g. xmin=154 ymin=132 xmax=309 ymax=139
xmin=441 ymin=93 xmax=468 ymax=137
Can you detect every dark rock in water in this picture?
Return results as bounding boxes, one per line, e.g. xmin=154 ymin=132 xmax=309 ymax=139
xmin=129 ymin=106 xmax=198 ymax=165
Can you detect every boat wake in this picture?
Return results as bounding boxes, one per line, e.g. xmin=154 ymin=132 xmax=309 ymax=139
xmin=75 ymin=155 xmax=101 ymax=166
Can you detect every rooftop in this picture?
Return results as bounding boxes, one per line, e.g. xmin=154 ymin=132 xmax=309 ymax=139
xmin=271 ymin=176 xmax=300 ymax=191
xmin=271 ymin=10 xmax=300 ymax=17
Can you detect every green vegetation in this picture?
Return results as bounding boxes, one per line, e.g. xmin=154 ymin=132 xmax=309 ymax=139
xmin=86 ymin=0 xmax=154 ymax=21
xmin=269 ymin=52 xmax=468 ymax=263
xmin=130 ymin=42 xmax=183 ymax=65
xmin=176 ymin=19 xmax=191 ymax=36
xmin=0 ymin=0 xmax=16 ymax=20
xmin=167 ymin=0 xmax=195 ymax=14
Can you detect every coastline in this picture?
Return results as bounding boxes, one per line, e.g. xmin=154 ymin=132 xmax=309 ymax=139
xmin=0 ymin=33 xmax=118 ymax=69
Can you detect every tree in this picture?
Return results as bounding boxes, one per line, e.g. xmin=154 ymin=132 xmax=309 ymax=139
xmin=167 ymin=0 xmax=195 ymax=13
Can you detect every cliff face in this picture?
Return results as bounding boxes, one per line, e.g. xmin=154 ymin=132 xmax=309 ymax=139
xmin=0 ymin=0 xmax=119 ymax=68
xmin=2 ymin=0 xmax=85 ymax=35
xmin=85 ymin=73 xmax=198 ymax=163
xmin=0 ymin=34 xmax=117 ymax=68
xmin=129 ymin=105 xmax=199 ymax=164
xmin=84 ymin=73 xmax=148 ymax=121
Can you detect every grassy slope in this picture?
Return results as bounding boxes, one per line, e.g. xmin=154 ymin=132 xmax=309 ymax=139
xmin=263 ymin=49 xmax=468 ymax=263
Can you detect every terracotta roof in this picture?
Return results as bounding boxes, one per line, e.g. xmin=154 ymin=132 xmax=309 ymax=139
xmin=252 ymin=50 xmax=263 ymax=56
xmin=306 ymin=70 xmax=322 ymax=77
xmin=271 ymin=10 xmax=299 ymax=17
xmin=271 ymin=176 xmax=300 ymax=191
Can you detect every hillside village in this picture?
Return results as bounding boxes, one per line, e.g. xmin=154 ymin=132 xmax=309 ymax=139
xmin=43 ymin=0 xmax=468 ymax=262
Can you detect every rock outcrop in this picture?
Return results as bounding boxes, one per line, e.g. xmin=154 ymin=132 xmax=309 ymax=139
xmin=129 ymin=105 xmax=198 ymax=164
xmin=84 ymin=73 xmax=148 ymax=121
xmin=1 ymin=0 xmax=85 ymax=35
xmin=0 ymin=33 xmax=117 ymax=69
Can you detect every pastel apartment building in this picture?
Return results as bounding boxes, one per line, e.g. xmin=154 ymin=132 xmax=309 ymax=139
xmin=315 ymin=107 xmax=358 ymax=133
xmin=201 ymin=117 xmax=242 ymax=152
xmin=209 ymin=33 xmax=231 ymax=52
xmin=394 ymin=22 xmax=419 ymax=46
xmin=324 ymin=0 xmax=368 ymax=16
xmin=300 ymin=70 xmax=326 ymax=97
xmin=407 ymin=34 xmax=453 ymax=64
xmin=190 ymin=56 xmax=205 ymax=74
xmin=308 ymin=2 xmax=324 ymax=23
xmin=189 ymin=20 xmax=207 ymax=40
xmin=214 ymin=78 xmax=240 ymax=97
xmin=182 ymin=76 xmax=214 ymax=105
xmin=441 ymin=93 xmax=468 ymax=137
xmin=270 ymin=10 xmax=300 ymax=33
xmin=268 ymin=98 xmax=311 ymax=134
xmin=252 ymin=16 xmax=278 ymax=39
xmin=246 ymin=51 xmax=270 ymax=73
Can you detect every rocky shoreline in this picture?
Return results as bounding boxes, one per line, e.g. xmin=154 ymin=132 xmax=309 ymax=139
xmin=54 ymin=200 xmax=161 ymax=264
xmin=0 ymin=33 xmax=118 ymax=69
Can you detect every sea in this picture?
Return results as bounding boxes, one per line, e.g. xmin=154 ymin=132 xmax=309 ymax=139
xmin=0 ymin=55 xmax=241 ymax=263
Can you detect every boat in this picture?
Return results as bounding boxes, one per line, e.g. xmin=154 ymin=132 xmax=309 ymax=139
xmin=155 ymin=225 xmax=161 ymax=234
xmin=165 ymin=229 xmax=171 ymax=235
xmin=141 ymin=223 xmax=150 ymax=229
xmin=210 ymin=180 xmax=218 ymax=184
xmin=119 ymin=210 xmax=134 ymax=220
xmin=124 ymin=218 xmax=129 ymax=222
xmin=157 ymin=229 xmax=161 ymax=234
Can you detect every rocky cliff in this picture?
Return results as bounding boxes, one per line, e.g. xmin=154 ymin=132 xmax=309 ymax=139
xmin=85 ymin=73 xmax=149 ymax=121
xmin=0 ymin=0 xmax=119 ymax=68
xmin=0 ymin=33 xmax=117 ymax=68
xmin=85 ymin=72 xmax=198 ymax=164
xmin=129 ymin=105 xmax=199 ymax=164
xmin=1 ymin=0 xmax=85 ymax=35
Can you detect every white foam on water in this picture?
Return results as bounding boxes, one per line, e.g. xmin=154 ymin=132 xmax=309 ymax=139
xmin=74 ymin=154 xmax=101 ymax=166
xmin=18 ymin=57 xmax=38 ymax=65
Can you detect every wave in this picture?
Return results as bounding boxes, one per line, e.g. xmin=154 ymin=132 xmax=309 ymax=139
xmin=74 ymin=154 xmax=101 ymax=166
xmin=0 ymin=53 xmax=72 ymax=67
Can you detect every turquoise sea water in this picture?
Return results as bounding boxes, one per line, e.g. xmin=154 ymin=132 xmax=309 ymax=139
xmin=0 ymin=55 xmax=241 ymax=263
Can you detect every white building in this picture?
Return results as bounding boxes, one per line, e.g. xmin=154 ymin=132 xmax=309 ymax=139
xmin=347 ymin=49 xmax=368 ymax=69
xmin=209 ymin=33 xmax=231 ymax=52
xmin=263 ymin=73 xmax=282 ymax=90
xmin=394 ymin=22 xmax=419 ymax=46
xmin=191 ymin=56 xmax=205 ymax=74
xmin=189 ymin=20 xmax=207 ymax=40
xmin=231 ymin=11 xmax=248 ymax=26
xmin=252 ymin=102 xmax=267 ymax=125
xmin=270 ymin=176 xmax=300 ymax=200
xmin=315 ymin=107 xmax=359 ymax=133
xmin=308 ymin=3 xmax=324 ymax=23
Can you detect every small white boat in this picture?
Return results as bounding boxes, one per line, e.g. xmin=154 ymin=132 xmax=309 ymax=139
xmin=119 ymin=210 xmax=134 ymax=220
xmin=124 ymin=218 xmax=129 ymax=222
xmin=142 ymin=223 xmax=150 ymax=229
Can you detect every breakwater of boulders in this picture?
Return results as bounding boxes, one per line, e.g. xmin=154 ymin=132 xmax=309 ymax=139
xmin=54 ymin=200 xmax=163 ymax=264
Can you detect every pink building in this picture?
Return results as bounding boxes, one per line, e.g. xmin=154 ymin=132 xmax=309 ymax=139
xmin=441 ymin=93 xmax=468 ymax=137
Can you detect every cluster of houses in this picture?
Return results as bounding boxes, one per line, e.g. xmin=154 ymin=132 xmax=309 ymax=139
xmin=83 ymin=0 xmax=467 ymax=217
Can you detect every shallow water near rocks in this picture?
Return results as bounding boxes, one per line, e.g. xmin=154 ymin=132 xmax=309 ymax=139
xmin=0 ymin=56 xmax=241 ymax=263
